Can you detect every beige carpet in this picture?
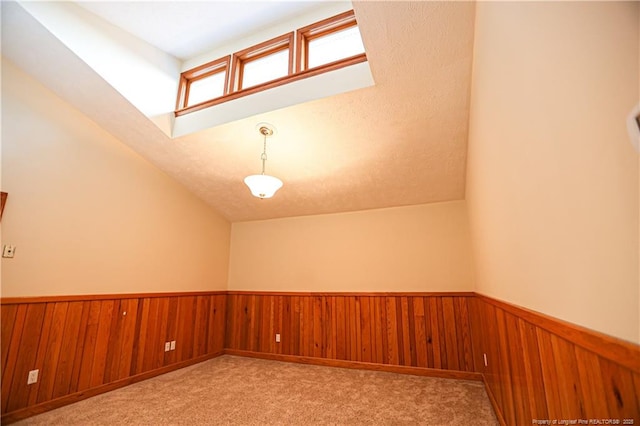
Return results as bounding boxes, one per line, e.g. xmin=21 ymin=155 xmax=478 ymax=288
xmin=16 ymin=355 xmax=498 ymax=425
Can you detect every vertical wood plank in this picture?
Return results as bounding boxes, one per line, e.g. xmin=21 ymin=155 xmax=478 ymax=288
xmin=495 ymin=307 xmax=516 ymax=425
xmin=191 ymin=296 xmax=205 ymax=358
xmin=328 ymin=296 xmax=337 ymax=359
xmin=537 ymin=328 xmax=562 ymax=419
xmin=259 ymin=296 xmax=271 ymax=353
xmin=275 ymin=296 xmax=283 ymax=355
xmin=424 ymin=298 xmax=435 ymax=368
xmin=385 ymin=297 xmax=399 ymax=365
xmin=116 ymin=299 xmax=138 ymax=380
xmin=456 ymin=298 xmax=474 ymax=371
xmin=210 ymin=295 xmax=224 ymax=353
xmin=89 ymin=300 xmax=114 ymax=389
xmin=360 ymin=296 xmax=371 ymax=363
xmin=143 ymin=297 xmax=161 ymax=371
xmin=51 ymin=302 xmax=84 ymax=398
xmin=348 ymin=297 xmax=358 ymax=361
xmin=285 ymin=295 xmax=293 ymax=355
xmin=247 ymin=295 xmax=257 ymax=353
xmin=1 ymin=305 xmax=18 ymax=378
xmin=394 ymin=297 xmax=404 ymax=366
xmin=413 ymin=298 xmax=428 ymax=368
xmin=76 ymin=301 xmax=102 ymax=391
xmin=133 ymin=298 xmax=151 ymax=375
xmin=5 ymin=304 xmax=46 ymax=412
xmin=37 ymin=302 xmax=69 ymax=403
xmin=550 ymin=334 xmax=585 ymax=419
xmin=441 ymin=297 xmax=459 ymax=371
xmin=27 ymin=303 xmax=55 ymax=406
xmin=503 ymin=312 xmax=531 ymax=423
xmin=2 ymin=304 xmax=27 ymax=412
xmin=224 ymin=294 xmax=235 ymax=349
xmin=353 ymin=297 xmax=361 ymax=362
xmin=599 ymin=357 xmax=640 ymax=419
xmin=313 ymin=296 xmax=323 ymax=358
xmin=400 ymin=297 xmax=412 ymax=366
xmin=103 ymin=300 xmax=123 ymax=382
xmin=574 ymin=345 xmax=607 ymax=418
xmin=164 ymin=298 xmax=179 ymax=365
xmin=407 ymin=297 xmax=417 ymax=367
xmin=373 ymin=297 xmax=384 ymax=364
xmin=518 ymin=318 xmax=548 ymax=421
xmin=335 ymin=297 xmax=346 ymax=360
xmin=428 ymin=298 xmax=442 ymax=369
xmin=68 ymin=301 xmax=92 ymax=393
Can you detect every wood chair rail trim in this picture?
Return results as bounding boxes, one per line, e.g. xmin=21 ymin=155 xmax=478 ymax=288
xmin=473 ymin=292 xmax=640 ymax=373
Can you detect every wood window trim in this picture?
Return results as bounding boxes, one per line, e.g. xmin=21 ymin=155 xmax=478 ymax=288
xmin=230 ymin=33 xmax=294 ymax=92
xmin=175 ymin=53 xmax=366 ymax=117
xmin=175 ymin=56 xmax=230 ymax=110
xmin=296 ymin=10 xmax=358 ymax=73
xmin=175 ymin=10 xmax=366 ymax=116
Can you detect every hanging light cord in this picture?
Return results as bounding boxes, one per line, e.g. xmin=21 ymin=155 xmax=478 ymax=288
xmin=260 ymin=132 xmax=267 ymax=175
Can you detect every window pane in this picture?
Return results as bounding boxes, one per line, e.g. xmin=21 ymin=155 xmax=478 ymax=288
xmin=242 ymin=49 xmax=289 ymax=89
xmin=308 ymin=26 xmax=365 ymax=69
xmin=187 ymin=71 xmax=225 ymax=106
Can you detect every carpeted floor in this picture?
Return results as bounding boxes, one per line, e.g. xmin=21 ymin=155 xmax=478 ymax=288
xmin=16 ymin=355 xmax=498 ymax=425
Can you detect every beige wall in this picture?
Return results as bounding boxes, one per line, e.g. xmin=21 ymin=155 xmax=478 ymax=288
xmin=228 ymin=201 xmax=474 ymax=292
xmin=466 ymin=2 xmax=639 ymax=342
xmin=1 ymin=59 xmax=231 ymax=296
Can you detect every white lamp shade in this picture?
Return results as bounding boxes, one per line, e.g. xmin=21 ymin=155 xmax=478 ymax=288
xmin=244 ymin=174 xmax=283 ymax=199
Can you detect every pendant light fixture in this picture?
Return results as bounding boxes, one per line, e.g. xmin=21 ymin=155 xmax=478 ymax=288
xmin=244 ymin=123 xmax=283 ymax=199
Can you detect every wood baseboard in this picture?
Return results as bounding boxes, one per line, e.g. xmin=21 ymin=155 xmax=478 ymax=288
xmin=1 ymin=351 xmax=224 ymax=424
xmin=224 ymin=349 xmax=483 ymax=381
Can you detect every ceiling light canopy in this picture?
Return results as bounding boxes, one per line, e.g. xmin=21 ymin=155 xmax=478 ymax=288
xmin=244 ymin=124 xmax=283 ymax=199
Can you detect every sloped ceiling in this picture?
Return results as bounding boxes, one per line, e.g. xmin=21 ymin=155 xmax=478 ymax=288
xmin=1 ymin=1 xmax=476 ymax=222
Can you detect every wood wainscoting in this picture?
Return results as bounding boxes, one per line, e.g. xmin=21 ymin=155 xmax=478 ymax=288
xmin=0 ymin=292 xmax=226 ymax=423
xmin=2 ymin=290 xmax=639 ymax=424
xmin=225 ymin=292 xmax=477 ymax=373
xmin=469 ymin=294 xmax=640 ymax=425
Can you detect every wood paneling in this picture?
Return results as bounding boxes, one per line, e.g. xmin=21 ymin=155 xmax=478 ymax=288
xmin=4 ymin=290 xmax=638 ymax=425
xmin=1 ymin=292 xmax=226 ymax=422
xmin=226 ymin=293 xmax=476 ymax=372
xmin=469 ymin=294 xmax=640 ymax=425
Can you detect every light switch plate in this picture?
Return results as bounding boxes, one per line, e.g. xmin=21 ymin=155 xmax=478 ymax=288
xmin=2 ymin=245 xmax=15 ymax=258
xmin=170 ymin=340 xmax=176 ymax=350
xmin=164 ymin=342 xmax=170 ymax=352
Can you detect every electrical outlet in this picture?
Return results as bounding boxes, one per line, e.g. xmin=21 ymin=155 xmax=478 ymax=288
xmin=2 ymin=245 xmax=15 ymax=258
xmin=483 ymin=353 xmax=488 ymax=367
xmin=275 ymin=333 xmax=280 ymax=343
xmin=164 ymin=342 xmax=170 ymax=352
xmin=27 ymin=369 xmax=39 ymax=385
xmin=170 ymin=340 xmax=176 ymax=350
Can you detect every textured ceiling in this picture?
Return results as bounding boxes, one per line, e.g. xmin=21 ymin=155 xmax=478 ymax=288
xmin=2 ymin=1 xmax=476 ymax=222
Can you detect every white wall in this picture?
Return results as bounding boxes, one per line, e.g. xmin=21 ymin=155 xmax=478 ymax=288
xmin=1 ymin=59 xmax=230 ymax=296
xmin=228 ymin=201 xmax=474 ymax=292
xmin=466 ymin=2 xmax=639 ymax=343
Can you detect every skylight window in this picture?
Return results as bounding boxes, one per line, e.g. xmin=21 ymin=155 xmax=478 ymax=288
xmin=175 ymin=10 xmax=367 ymax=116
xmin=176 ymin=56 xmax=229 ymax=110
xmin=187 ymin=71 xmax=226 ymax=107
xmin=241 ymin=49 xmax=290 ymax=89
xmin=307 ymin=26 xmax=365 ymax=69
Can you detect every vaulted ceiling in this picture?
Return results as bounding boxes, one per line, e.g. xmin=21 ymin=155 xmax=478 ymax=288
xmin=1 ymin=1 xmax=476 ymax=222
